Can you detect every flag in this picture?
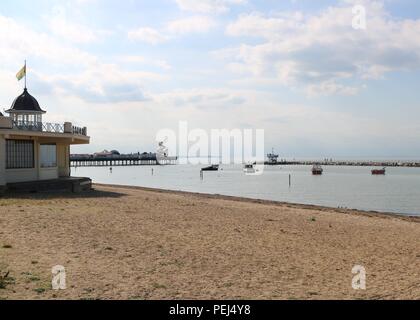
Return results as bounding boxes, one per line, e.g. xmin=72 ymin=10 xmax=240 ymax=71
xmin=16 ymin=65 xmax=26 ymax=81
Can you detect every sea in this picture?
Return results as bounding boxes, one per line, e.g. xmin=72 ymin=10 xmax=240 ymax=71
xmin=72 ymin=164 xmax=420 ymax=216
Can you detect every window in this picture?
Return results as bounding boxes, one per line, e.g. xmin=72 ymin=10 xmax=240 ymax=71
xmin=6 ymin=140 xmax=34 ymax=169
xmin=40 ymin=144 xmax=57 ymax=168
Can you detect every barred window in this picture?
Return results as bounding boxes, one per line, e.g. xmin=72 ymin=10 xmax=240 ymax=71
xmin=6 ymin=140 xmax=35 ymax=169
xmin=40 ymin=144 xmax=57 ymax=168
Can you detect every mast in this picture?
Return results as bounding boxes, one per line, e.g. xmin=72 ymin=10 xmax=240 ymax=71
xmin=24 ymin=60 xmax=27 ymax=89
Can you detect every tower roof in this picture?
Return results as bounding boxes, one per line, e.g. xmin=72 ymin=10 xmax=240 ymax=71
xmin=6 ymin=88 xmax=45 ymax=113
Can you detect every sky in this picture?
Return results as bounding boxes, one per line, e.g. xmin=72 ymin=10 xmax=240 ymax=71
xmin=0 ymin=0 xmax=420 ymax=159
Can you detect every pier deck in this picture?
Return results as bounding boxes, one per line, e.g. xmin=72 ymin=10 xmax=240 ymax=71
xmin=70 ymin=154 xmax=177 ymax=167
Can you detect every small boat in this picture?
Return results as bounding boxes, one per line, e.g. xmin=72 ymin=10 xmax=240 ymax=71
xmin=312 ymin=164 xmax=323 ymax=175
xmin=372 ymin=167 xmax=386 ymax=175
xmin=243 ymin=162 xmax=261 ymax=175
xmin=201 ymin=164 xmax=219 ymax=171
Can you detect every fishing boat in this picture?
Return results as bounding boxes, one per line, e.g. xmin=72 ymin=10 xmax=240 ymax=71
xmin=201 ymin=164 xmax=219 ymax=171
xmin=371 ymin=167 xmax=386 ymax=175
xmin=243 ymin=162 xmax=261 ymax=175
xmin=312 ymin=164 xmax=323 ymax=175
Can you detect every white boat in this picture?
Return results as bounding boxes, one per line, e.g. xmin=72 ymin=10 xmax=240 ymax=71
xmin=243 ymin=163 xmax=261 ymax=175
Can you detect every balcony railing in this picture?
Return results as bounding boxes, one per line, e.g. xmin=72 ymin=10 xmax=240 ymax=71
xmin=11 ymin=120 xmax=87 ymax=136
xmin=72 ymin=126 xmax=87 ymax=136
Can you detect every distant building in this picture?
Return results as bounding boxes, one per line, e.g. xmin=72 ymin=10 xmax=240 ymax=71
xmin=93 ymin=150 xmax=120 ymax=158
xmin=0 ymin=88 xmax=90 ymax=190
xmin=93 ymin=150 xmax=113 ymax=158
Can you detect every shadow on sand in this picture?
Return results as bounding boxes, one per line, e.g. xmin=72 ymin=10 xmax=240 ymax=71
xmin=0 ymin=187 xmax=127 ymax=200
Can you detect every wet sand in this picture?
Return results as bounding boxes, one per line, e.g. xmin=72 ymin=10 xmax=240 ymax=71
xmin=0 ymin=184 xmax=419 ymax=300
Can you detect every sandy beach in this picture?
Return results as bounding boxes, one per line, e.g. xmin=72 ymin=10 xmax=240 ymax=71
xmin=0 ymin=184 xmax=419 ymax=300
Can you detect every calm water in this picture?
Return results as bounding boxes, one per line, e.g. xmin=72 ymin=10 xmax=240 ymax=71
xmin=72 ymin=165 xmax=420 ymax=216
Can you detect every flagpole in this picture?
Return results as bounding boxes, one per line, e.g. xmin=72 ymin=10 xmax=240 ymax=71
xmin=24 ymin=60 xmax=27 ymax=89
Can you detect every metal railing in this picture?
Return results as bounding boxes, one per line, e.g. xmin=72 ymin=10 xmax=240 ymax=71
xmin=72 ymin=126 xmax=87 ymax=136
xmin=12 ymin=121 xmax=87 ymax=136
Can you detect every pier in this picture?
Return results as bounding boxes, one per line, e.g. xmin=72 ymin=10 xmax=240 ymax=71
xmin=264 ymin=160 xmax=420 ymax=168
xmin=70 ymin=153 xmax=177 ymax=167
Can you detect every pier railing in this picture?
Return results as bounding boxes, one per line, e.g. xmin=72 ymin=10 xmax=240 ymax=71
xmin=70 ymin=153 xmax=178 ymax=167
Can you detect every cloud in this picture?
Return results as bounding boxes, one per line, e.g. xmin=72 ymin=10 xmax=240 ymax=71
xmin=48 ymin=16 xmax=110 ymax=44
xmin=128 ymin=15 xmax=217 ymax=44
xmin=157 ymin=88 xmax=246 ymax=109
xmin=128 ymin=27 xmax=168 ymax=44
xmin=226 ymin=11 xmax=304 ymax=39
xmin=175 ymin=0 xmax=246 ymax=14
xmin=306 ymin=81 xmax=360 ymax=97
xmin=154 ymin=60 xmax=172 ymax=70
xmin=119 ymin=55 xmax=172 ymax=70
xmin=0 ymin=14 xmax=97 ymax=67
xmin=43 ymin=4 xmax=113 ymax=44
xmin=65 ymin=82 xmax=149 ymax=103
xmin=167 ymin=16 xmax=217 ymax=34
xmin=0 ymin=13 xmax=160 ymax=104
xmin=220 ymin=2 xmax=420 ymax=95
xmin=34 ymin=63 xmax=167 ymax=103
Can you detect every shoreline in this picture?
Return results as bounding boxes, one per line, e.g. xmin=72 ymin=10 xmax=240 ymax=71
xmin=93 ymin=183 xmax=420 ymax=223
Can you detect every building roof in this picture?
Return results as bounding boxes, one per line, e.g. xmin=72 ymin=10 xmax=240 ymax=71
xmin=6 ymin=88 xmax=46 ymax=113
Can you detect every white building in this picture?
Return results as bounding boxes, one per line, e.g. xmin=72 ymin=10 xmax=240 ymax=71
xmin=0 ymin=88 xmax=90 ymax=192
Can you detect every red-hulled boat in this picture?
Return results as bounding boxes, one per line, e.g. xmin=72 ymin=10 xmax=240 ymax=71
xmin=371 ymin=167 xmax=386 ymax=175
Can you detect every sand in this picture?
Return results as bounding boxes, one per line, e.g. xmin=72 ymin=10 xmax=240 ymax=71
xmin=0 ymin=184 xmax=419 ymax=300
